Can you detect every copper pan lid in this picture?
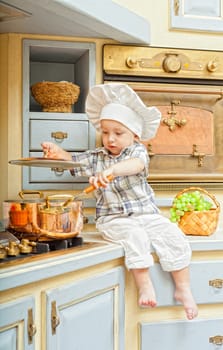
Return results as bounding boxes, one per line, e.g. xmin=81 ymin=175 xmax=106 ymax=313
xmin=9 ymin=157 xmax=84 ymax=169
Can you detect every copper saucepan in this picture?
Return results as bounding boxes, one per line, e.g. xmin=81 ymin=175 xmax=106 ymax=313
xmin=37 ymin=194 xmax=83 ymax=240
xmin=36 ymin=175 xmax=114 ymax=240
xmin=3 ymin=176 xmax=114 ymax=241
xmin=3 ymin=191 xmax=44 ymax=236
xmin=37 ymin=175 xmax=114 ymax=239
xmin=3 ymin=191 xmax=82 ymax=241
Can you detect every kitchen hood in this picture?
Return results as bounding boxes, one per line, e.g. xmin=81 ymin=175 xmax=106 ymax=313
xmin=0 ymin=0 xmax=151 ymax=44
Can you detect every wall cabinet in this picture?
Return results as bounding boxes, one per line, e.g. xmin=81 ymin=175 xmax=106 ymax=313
xmin=22 ymin=39 xmax=96 ymax=190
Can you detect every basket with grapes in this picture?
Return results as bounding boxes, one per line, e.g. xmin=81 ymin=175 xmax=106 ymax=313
xmin=170 ymin=187 xmax=220 ymax=236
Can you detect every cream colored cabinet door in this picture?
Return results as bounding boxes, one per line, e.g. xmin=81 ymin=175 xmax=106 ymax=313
xmin=0 ymin=296 xmax=36 ymax=350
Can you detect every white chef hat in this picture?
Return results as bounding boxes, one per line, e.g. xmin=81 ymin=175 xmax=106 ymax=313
xmin=85 ymin=83 xmax=161 ymax=141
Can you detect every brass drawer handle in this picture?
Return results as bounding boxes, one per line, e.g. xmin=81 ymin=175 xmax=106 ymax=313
xmin=51 ymin=301 xmax=60 ymax=335
xmin=51 ymin=168 xmax=65 ymax=175
xmin=28 ymin=308 xmax=37 ymax=344
xmin=209 ymin=279 xmax=223 ymax=289
xmin=209 ymin=335 xmax=223 ymax=345
xmin=51 ymin=131 xmax=68 ymax=141
xmin=192 ymin=144 xmax=205 ymax=167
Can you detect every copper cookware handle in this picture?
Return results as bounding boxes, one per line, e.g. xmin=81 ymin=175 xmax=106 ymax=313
xmin=19 ymin=190 xmax=44 ymax=199
xmin=45 ymin=194 xmax=74 ymax=208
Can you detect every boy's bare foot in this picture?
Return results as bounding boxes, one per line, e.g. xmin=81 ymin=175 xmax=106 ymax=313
xmin=174 ymin=287 xmax=198 ymax=320
xmin=138 ymin=281 xmax=157 ymax=308
xmin=131 ymin=268 xmax=157 ymax=308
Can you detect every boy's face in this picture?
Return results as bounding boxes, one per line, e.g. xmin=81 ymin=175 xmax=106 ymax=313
xmin=100 ymin=119 xmax=138 ymax=155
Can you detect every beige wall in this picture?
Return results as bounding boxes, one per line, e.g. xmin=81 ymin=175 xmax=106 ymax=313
xmin=114 ymin=0 xmax=222 ymax=51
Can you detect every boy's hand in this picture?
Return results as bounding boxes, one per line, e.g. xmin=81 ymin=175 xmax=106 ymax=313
xmin=89 ymin=173 xmax=114 ymax=189
xmin=41 ymin=142 xmax=72 ymax=161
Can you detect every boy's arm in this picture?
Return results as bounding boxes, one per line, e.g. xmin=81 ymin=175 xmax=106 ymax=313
xmin=89 ymin=158 xmax=145 ymax=189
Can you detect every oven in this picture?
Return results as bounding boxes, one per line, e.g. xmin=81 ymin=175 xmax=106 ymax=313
xmin=103 ymin=44 xmax=223 ymax=191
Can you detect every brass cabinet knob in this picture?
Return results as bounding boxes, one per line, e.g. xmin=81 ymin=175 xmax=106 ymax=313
xmin=163 ymin=55 xmax=181 ymax=73
xmin=207 ymin=60 xmax=218 ymax=72
xmin=51 ymin=131 xmax=68 ymax=141
xmin=209 ymin=279 xmax=223 ymax=288
xmin=126 ymin=56 xmax=138 ymax=68
xmin=209 ymin=335 xmax=223 ymax=345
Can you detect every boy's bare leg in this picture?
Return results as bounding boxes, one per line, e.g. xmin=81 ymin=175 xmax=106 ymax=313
xmin=131 ymin=268 xmax=157 ymax=307
xmin=171 ymin=267 xmax=198 ymax=320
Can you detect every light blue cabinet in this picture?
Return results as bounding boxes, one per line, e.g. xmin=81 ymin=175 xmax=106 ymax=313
xmin=149 ymin=260 xmax=223 ymax=307
xmin=139 ymin=259 xmax=223 ymax=349
xmin=0 ymin=296 xmax=36 ymax=350
xmin=140 ymin=318 xmax=223 ymax=350
xmin=22 ymin=39 xmax=96 ymax=190
xmin=44 ymin=267 xmax=125 ymax=350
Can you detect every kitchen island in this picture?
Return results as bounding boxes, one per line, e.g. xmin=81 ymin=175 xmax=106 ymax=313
xmin=0 ymin=229 xmax=223 ymax=350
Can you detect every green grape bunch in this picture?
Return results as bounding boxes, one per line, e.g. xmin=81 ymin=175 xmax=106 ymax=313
xmin=170 ymin=190 xmax=213 ymax=223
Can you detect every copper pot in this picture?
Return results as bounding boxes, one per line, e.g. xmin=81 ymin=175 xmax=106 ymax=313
xmin=37 ymin=194 xmax=83 ymax=240
xmin=3 ymin=192 xmax=83 ymax=241
xmin=3 ymin=191 xmax=44 ymax=236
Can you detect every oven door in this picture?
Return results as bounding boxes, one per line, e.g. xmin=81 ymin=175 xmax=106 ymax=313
xmin=103 ymin=44 xmax=223 ymax=191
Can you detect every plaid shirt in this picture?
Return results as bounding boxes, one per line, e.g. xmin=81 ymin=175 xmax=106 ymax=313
xmin=71 ymin=142 xmax=159 ymax=219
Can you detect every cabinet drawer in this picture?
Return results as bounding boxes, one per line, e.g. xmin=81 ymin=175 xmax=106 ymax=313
xmin=150 ymin=260 xmax=223 ymax=306
xmin=140 ymin=318 xmax=223 ymax=350
xmin=30 ymin=119 xmax=90 ymax=151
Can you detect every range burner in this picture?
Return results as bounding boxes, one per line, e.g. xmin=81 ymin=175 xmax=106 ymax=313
xmin=0 ymin=231 xmax=84 ymax=263
xmin=37 ymin=236 xmax=84 ymax=253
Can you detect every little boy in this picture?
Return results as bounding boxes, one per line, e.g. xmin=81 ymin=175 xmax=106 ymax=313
xmin=42 ymin=83 xmax=198 ymax=320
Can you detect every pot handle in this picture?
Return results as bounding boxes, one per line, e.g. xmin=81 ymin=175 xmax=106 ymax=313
xmin=45 ymin=194 xmax=74 ymax=208
xmin=19 ymin=190 xmax=44 ymax=199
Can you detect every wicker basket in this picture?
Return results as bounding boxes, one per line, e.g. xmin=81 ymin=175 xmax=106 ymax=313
xmin=31 ymin=81 xmax=80 ymax=112
xmin=175 ymin=187 xmax=220 ymax=236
